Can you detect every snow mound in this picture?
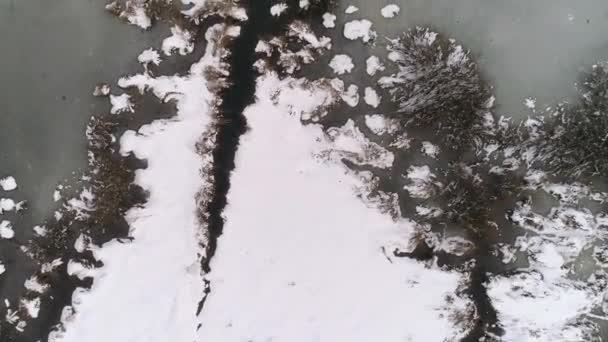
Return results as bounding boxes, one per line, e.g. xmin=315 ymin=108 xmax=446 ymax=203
xmin=329 ymin=54 xmax=354 ymax=75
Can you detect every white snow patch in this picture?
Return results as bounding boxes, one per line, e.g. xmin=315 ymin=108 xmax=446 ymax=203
xmin=524 ymin=97 xmax=536 ymax=109
xmin=270 ymin=3 xmax=288 ymax=16
xmin=343 ymin=19 xmax=376 ymax=43
xmin=0 ymin=221 xmax=14 ymax=239
xmin=21 ymin=297 xmax=41 ymax=319
xmin=0 ymin=177 xmax=17 ymax=191
xmin=162 ymin=26 xmax=194 ymax=56
xmin=109 ymin=93 xmax=134 ymax=115
xmin=0 ymin=199 xmax=15 ymax=213
xmin=329 ymin=54 xmax=354 ymax=75
xmin=137 ymin=48 xmax=161 ymax=66
xmin=345 ymin=5 xmax=358 ymax=14
xmin=381 ymin=4 xmax=400 ymax=18
xmin=322 ymin=13 xmax=336 ymax=28
xmin=363 ymin=87 xmax=381 ymax=108
xmin=364 ymin=114 xmax=396 ymax=136
xmin=366 ymin=55 xmax=385 ymax=76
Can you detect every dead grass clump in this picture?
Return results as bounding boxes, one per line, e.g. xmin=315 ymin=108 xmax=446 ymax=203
xmin=534 ymin=64 xmax=608 ymax=179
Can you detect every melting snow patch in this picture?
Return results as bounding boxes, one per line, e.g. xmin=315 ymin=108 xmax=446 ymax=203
xmin=329 ymin=54 xmax=354 ymax=75
xmin=0 ymin=177 xmax=17 ymax=191
xmin=322 ymin=13 xmax=336 ymax=28
xmin=344 ymin=19 xmax=376 ymax=43
xmin=363 ymin=87 xmax=381 ymax=108
xmin=381 ymin=4 xmax=400 ymax=18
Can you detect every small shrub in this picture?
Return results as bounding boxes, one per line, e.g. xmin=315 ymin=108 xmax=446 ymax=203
xmin=535 ymin=64 xmax=608 ymax=178
xmin=383 ymin=27 xmax=490 ymax=149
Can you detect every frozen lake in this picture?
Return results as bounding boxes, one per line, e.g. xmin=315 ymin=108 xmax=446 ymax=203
xmin=331 ymin=0 xmax=608 ymax=118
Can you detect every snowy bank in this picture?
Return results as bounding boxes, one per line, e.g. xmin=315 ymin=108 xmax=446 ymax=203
xmin=50 ymin=24 xmax=233 ymax=342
